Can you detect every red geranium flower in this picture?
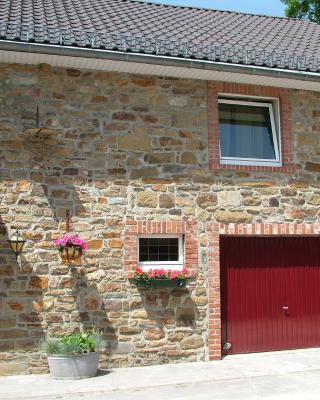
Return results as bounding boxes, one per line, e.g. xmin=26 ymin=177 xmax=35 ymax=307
xmin=135 ymin=267 xmax=144 ymax=275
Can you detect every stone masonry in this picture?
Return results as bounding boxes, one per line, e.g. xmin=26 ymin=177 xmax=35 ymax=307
xmin=0 ymin=62 xmax=320 ymax=375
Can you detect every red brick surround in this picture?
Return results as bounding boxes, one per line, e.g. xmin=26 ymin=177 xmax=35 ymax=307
xmin=124 ymin=220 xmax=198 ymax=277
xmin=207 ymin=222 xmax=320 ymax=360
xmin=207 ymin=82 xmax=294 ymax=173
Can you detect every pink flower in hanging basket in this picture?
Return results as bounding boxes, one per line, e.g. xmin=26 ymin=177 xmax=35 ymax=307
xmin=53 ymin=233 xmax=88 ymax=252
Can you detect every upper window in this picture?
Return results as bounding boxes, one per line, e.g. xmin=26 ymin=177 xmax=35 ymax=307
xmin=138 ymin=235 xmax=183 ymax=270
xmin=218 ymin=98 xmax=281 ymax=167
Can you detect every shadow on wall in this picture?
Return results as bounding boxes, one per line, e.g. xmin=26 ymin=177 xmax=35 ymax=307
xmin=23 ymin=133 xmax=86 ymax=223
xmin=69 ymin=265 xmax=117 ymax=367
xmin=0 ymin=67 xmax=211 ymax=371
xmin=0 ymin=211 xmax=116 ymax=374
xmin=0 ymin=132 xmax=107 ymax=373
xmin=0 ymin=213 xmax=47 ymax=375
xmin=129 ymin=284 xmax=202 ymax=366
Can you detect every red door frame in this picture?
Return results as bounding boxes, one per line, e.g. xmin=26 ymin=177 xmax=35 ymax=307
xmin=207 ymin=223 xmax=320 ymax=361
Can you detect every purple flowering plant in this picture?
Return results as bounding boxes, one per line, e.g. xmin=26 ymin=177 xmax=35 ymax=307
xmin=53 ymin=233 xmax=88 ymax=252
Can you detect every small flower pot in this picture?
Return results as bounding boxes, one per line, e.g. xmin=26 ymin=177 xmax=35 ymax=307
xmin=47 ymin=352 xmax=100 ymax=379
xmin=59 ymin=246 xmax=82 ymax=261
xmin=134 ymin=278 xmax=187 ymax=289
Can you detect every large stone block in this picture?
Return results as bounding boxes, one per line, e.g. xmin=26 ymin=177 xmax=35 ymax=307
xmin=306 ymin=193 xmax=320 ymax=205
xmin=159 ymin=193 xmax=175 ymax=208
xmin=87 ymin=239 xmax=103 ymax=250
xmin=0 ymin=318 xmax=16 ymax=328
xmin=0 ymin=361 xmax=28 ymax=376
xmin=130 ymin=167 xmax=158 ymax=179
xmin=214 ymin=210 xmax=252 ymax=223
xmin=242 ymin=195 xmax=262 ymax=207
xmin=111 ymin=342 xmax=134 ymax=354
xmin=218 ymin=191 xmax=241 ymax=207
xmin=131 ymin=76 xmax=156 ymax=87
xmin=145 ymin=327 xmax=165 ymax=340
xmin=119 ymin=135 xmax=151 ymax=151
xmin=0 ymin=329 xmax=28 ymax=339
xmin=32 ymin=299 xmax=54 ymax=312
xmin=145 ymin=153 xmax=175 ymax=164
xmin=180 ymin=335 xmax=204 ymax=350
xmin=180 ymin=152 xmax=197 ymax=164
xmin=136 ymin=191 xmax=157 ymax=208
xmin=7 ymin=301 xmax=25 ymax=312
xmin=15 ymin=181 xmax=31 ymax=192
xmin=119 ymin=326 xmax=141 ymax=335
xmin=109 ymin=239 xmax=123 ymax=248
xmin=196 ymin=193 xmax=217 ymax=208
xmin=305 ymin=162 xmax=320 ymax=172
xmin=28 ymin=277 xmax=48 ymax=290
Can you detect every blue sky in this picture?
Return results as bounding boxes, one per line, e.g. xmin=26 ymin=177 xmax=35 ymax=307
xmin=149 ymin=0 xmax=286 ymax=17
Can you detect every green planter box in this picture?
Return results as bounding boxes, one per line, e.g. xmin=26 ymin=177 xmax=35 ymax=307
xmin=134 ymin=278 xmax=187 ymax=289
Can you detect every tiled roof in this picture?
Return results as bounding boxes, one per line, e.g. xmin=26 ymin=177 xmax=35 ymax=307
xmin=0 ymin=0 xmax=320 ymax=72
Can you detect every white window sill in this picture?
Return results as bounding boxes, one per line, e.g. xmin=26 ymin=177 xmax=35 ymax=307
xmin=139 ymin=264 xmax=184 ymax=272
xmin=220 ymin=159 xmax=282 ymax=167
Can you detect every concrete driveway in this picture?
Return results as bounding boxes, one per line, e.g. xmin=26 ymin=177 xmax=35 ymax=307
xmin=1 ymin=348 xmax=320 ymax=399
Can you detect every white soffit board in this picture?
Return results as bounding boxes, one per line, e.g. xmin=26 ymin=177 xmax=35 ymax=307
xmin=1 ymin=49 xmax=320 ymax=92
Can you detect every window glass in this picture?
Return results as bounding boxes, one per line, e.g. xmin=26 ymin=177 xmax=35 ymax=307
xmin=219 ymin=102 xmax=277 ymax=161
xmin=139 ymin=237 xmax=179 ymax=262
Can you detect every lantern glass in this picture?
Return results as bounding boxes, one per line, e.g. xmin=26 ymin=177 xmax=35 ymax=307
xmin=8 ymin=230 xmax=25 ymax=257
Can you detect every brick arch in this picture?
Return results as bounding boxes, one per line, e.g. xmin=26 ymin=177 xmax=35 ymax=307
xmin=124 ymin=219 xmax=198 ymax=277
xmin=207 ymin=222 xmax=320 ymax=360
xmin=207 ymin=81 xmax=294 ymax=173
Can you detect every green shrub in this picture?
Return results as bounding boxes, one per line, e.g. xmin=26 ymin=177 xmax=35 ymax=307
xmin=41 ymin=330 xmax=107 ymax=355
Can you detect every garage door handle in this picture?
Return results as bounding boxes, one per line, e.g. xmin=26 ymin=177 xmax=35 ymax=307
xmin=282 ymin=306 xmax=289 ymax=316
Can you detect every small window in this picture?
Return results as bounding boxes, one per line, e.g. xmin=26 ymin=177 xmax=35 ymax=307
xmin=218 ymin=99 xmax=281 ymax=166
xmin=138 ymin=235 xmax=183 ymax=270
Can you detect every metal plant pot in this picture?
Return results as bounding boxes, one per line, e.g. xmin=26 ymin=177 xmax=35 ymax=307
xmin=59 ymin=246 xmax=82 ymax=261
xmin=47 ymin=352 xmax=100 ymax=379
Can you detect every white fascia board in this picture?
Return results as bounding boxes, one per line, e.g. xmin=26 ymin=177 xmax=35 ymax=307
xmin=0 ymin=47 xmax=320 ymax=92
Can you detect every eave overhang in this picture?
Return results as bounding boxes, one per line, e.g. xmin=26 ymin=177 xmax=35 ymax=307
xmin=1 ymin=41 xmax=320 ymax=91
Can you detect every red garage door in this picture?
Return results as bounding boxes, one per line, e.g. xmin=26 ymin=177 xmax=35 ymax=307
xmin=221 ymin=236 xmax=320 ymax=354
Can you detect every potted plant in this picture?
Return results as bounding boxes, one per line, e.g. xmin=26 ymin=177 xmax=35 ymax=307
xmin=41 ymin=330 xmax=106 ymax=379
xmin=53 ymin=233 xmax=88 ymax=261
xmin=132 ymin=267 xmax=189 ymax=289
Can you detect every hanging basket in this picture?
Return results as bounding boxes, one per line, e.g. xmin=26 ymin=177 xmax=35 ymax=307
xmin=59 ymin=246 xmax=83 ymax=261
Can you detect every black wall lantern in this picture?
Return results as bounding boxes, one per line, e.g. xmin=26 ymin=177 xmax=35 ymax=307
xmin=8 ymin=229 xmax=26 ymax=258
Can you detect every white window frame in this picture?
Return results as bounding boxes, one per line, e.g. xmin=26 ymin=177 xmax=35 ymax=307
xmin=138 ymin=235 xmax=184 ymax=271
xmin=218 ymin=97 xmax=281 ymax=167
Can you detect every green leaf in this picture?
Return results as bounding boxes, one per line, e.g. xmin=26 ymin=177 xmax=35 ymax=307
xmin=281 ymin=0 xmax=320 ymax=23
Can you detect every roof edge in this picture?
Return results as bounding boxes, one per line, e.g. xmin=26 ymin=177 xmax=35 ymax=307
xmin=0 ymin=21 xmax=319 ymax=73
xmin=1 ymin=40 xmax=320 ymax=85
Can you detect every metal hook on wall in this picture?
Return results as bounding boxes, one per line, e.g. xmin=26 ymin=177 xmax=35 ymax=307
xmin=36 ymin=105 xmax=40 ymax=128
xmin=66 ymin=209 xmax=72 ymax=232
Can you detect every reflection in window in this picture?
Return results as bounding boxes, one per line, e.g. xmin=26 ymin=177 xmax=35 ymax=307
xmin=218 ymin=99 xmax=280 ymax=166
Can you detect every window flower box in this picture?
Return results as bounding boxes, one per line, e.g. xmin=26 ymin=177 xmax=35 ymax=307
xmin=134 ymin=278 xmax=186 ymax=289
xmin=132 ymin=267 xmax=189 ymax=289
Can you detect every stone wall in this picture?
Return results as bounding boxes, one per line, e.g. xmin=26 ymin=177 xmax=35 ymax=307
xmin=0 ymin=62 xmax=320 ymax=375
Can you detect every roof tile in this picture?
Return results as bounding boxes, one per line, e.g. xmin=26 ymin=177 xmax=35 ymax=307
xmin=0 ymin=0 xmax=320 ymax=72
